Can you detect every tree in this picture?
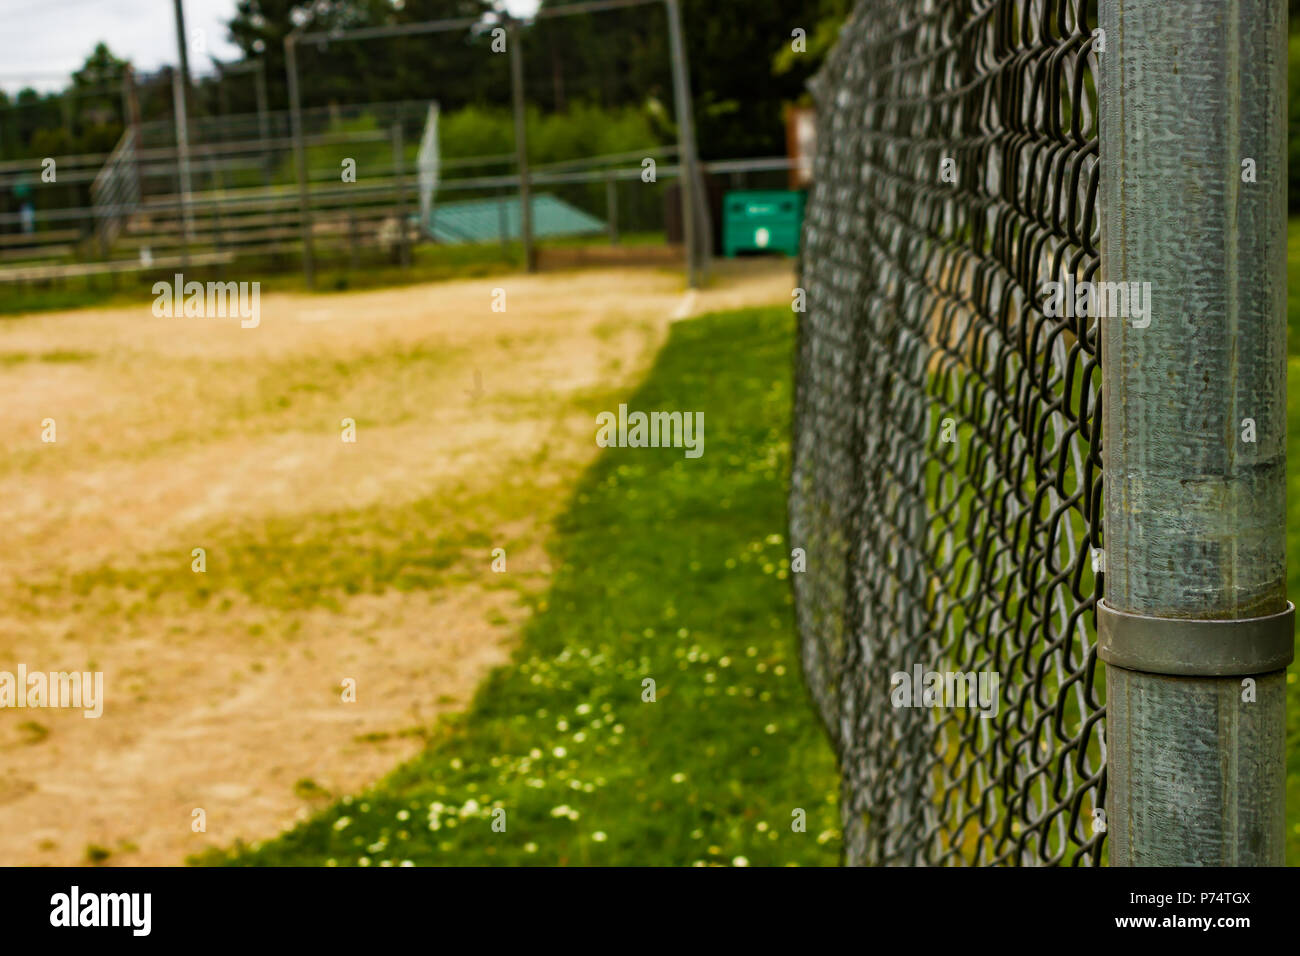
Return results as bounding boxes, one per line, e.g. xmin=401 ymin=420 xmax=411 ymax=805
xmin=225 ymin=0 xmax=498 ymax=114
xmin=72 ymin=42 xmax=130 ymax=147
xmin=532 ymin=0 xmax=849 ymax=160
xmin=219 ymin=0 xmax=851 ymax=159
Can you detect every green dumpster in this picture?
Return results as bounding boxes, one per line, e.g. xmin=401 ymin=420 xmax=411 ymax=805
xmin=722 ymin=190 xmax=805 ymax=257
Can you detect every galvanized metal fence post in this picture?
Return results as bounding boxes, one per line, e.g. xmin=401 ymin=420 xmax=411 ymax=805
xmin=391 ymin=121 xmax=411 ymax=269
xmin=1099 ymin=0 xmax=1293 ymax=865
xmin=664 ymin=0 xmax=705 ymax=288
xmin=171 ymin=0 xmax=195 ymax=262
xmin=509 ymin=19 xmax=536 ymax=274
xmin=606 ymin=171 xmax=619 ymax=245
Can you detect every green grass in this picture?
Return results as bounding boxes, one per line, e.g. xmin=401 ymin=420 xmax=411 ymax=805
xmin=198 ymin=304 xmax=841 ymax=866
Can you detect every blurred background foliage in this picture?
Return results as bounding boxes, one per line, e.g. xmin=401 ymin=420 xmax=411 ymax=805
xmin=0 ymin=0 xmax=853 ymax=164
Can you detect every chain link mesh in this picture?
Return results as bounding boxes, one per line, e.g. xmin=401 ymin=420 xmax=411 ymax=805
xmin=791 ymin=0 xmax=1106 ymax=866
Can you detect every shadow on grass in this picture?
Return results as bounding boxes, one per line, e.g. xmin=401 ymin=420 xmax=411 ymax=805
xmin=198 ymin=304 xmax=842 ymax=867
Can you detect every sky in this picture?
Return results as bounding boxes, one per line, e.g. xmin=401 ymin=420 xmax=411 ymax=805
xmin=0 ymin=0 xmax=541 ymax=93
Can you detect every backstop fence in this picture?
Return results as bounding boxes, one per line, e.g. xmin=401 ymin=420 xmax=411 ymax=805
xmin=791 ymin=0 xmax=1291 ymax=866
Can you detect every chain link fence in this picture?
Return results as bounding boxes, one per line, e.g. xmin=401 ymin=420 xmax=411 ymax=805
xmin=791 ymin=0 xmax=1106 ymax=865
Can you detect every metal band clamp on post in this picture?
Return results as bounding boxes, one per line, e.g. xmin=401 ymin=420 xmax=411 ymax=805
xmin=1097 ymin=600 xmax=1295 ymax=677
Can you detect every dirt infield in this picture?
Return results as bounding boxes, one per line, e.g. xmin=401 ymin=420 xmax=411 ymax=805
xmin=0 ymin=259 xmax=793 ymax=866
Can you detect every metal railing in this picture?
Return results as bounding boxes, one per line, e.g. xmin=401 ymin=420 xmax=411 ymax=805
xmin=0 ymin=110 xmax=789 ymax=284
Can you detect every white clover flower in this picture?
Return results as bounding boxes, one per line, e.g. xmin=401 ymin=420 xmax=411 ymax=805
xmin=592 ymin=831 xmax=607 ymax=842
xmin=333 ymin=817 xmax=352 ymax=831
xmin=733 ymin=856 xmax=750 ymax=867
